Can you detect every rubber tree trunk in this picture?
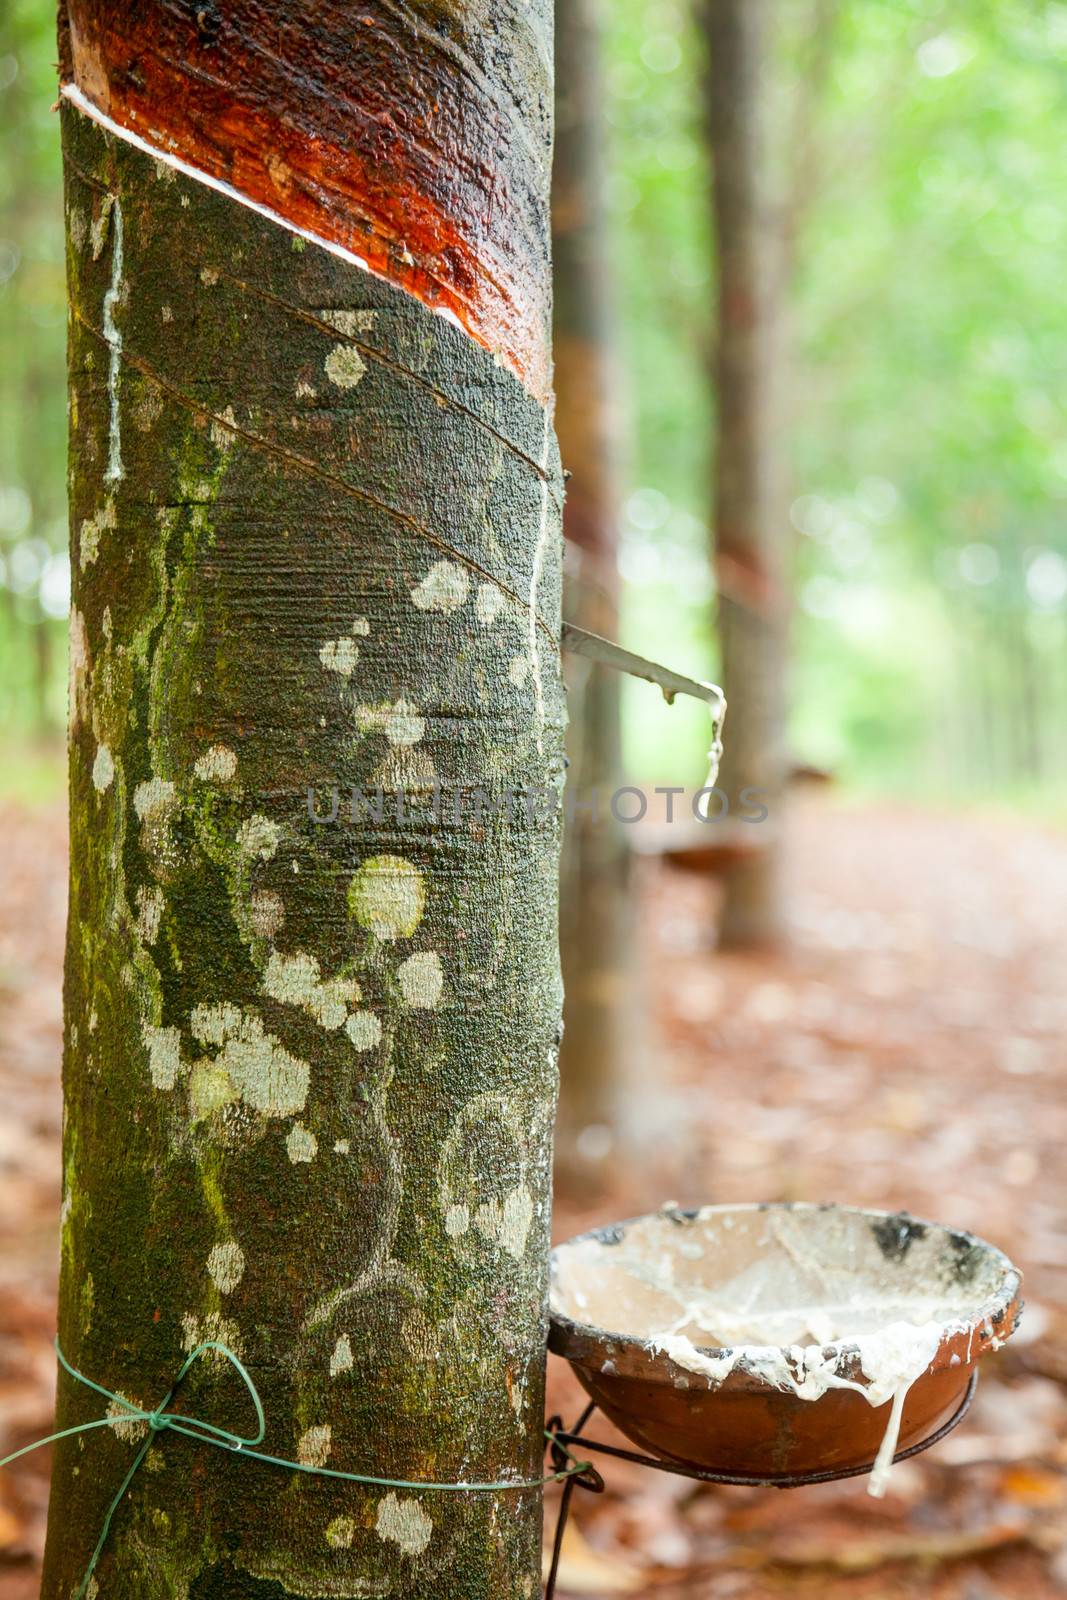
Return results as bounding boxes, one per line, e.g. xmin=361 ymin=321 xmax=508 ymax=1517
xmin=552 ymin=0 xmax=640 ymax=1181
xmin=45 ymin=5 xmax=564 ymax=1596
xmin=701 ymin=0 xmax=788 ymax=947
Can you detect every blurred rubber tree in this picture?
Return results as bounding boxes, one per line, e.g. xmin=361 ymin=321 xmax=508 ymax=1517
xmin=700 ymin=0 xmax=789 ymax=946
xmin=553 ymin=0 xmax=643 ymax=1179
xmin=697 ymin=0 xmax=843 ymax=946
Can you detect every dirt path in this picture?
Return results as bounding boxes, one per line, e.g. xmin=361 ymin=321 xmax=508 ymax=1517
xmin=0 ymin=804 xmax=65 ymax=1590
xmin=1 ymin=796 xmax=1064 ymax=1595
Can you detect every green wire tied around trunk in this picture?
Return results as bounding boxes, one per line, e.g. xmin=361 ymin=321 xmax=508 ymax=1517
xmin=0 ymin=1338 xmax=593 ymax=1599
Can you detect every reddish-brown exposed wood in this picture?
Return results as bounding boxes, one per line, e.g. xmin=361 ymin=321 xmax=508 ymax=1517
xmin=59 ymin=0 xmax=555 ymax=400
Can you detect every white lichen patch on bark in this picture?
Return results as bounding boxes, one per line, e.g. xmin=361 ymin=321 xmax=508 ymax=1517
xmin=383 ymin=700 xmax=426 ymax=747
xmin=79 ymin=497 xmax=116 ymax=569
xmin=181 ymin=1310 xmax=243 ymax=1356
xmin=381 ymin=756 xmax=438 ymax=803
xmin=67 ymin=202 xmax=88 ymax=253
xmin=263 ymin=949 xmax=358 ymax=1029
xmin=375 ymin=1493 xmax=432 ymax=1559
xmin=397 ymin=951 xmax=443 ymax=1009
xmin=286 ymin=1123 xmax=318 ymax=1164
xmin=297 ymin=1424 xmax=333 ymax=1468
xmin=355 ymin=697 xmax=425 ymax=747
xmin=188 ymin=1061 xmax=239 ymax=1117
xmin=508 ymin=654 xmax=529 ymax=687
xmin=319 ymin=309 xmax=377 ymax=336
xmin=89 ymin=191 xmax=113 ymax=258
xmin=411 ymin=561 xmax=469 ymax=614
xmin=324 ymin=344 xmax=366 ymax=389
xmin=133 ymin=777 xmax=177 ymax=820
xmin=437 ymin=1091 xmax=538 ymax=1274
xmin=475 ymin=582 xmax=505 ymax=626
xmin=330 ymin=1334 xmax=354 ymax=1376
xmin=348 ymin=856 xmax=425 ymax=941
xmin=189 ymin=1002 xmax=310 ymax=1116
xmin=209 ymin=404 xmax=238 ymax=450
xmin=133 ymin=778 xmax=180 ymax=877
xmin=106 ymin=1395 xmax=148 ymax=1443
xmin=206 ymin=1239 xmax=245 ymax=1294
xmin=237 ymin=814 xmax=281 ymax=860
xmin=193 ymin=743 xmax=238 ymax=782
xmin=475 ymin=1185 xmax=534 ymax=1261
xmin=92 ymin=743 xmax=115 ymax=793
xmin=344 ymin=1010 xmax=382 ymax=1051
xmin=320 ymin=637 xmax=359 ymax=677
xmin=143 ymin=1023 xmax=181 ymax=1089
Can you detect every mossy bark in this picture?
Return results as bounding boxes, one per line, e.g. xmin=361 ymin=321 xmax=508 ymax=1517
xmin=44 ymin=102 xmax=564 ymax=1599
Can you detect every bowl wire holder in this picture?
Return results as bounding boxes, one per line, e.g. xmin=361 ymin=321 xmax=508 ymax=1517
xmin=542 ymin=1370 xmax=978 ymax=1599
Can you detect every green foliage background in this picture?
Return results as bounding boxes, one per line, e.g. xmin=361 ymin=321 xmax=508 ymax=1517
xmin=2 ymin=0 xmax=1067 ymax=811
xmin=0 ymin=0 xmax=66 ymax=781
xmin=609 ymin=0 xmax=1067 ymax=807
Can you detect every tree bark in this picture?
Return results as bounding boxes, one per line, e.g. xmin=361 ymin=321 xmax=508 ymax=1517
xmin=701 ymin=0 xmax=788 ymax=947
xmin=45 ymin=4 xmax=563 ymax=1593
xmin=552 ymin=0 xmax=640 ymax=1179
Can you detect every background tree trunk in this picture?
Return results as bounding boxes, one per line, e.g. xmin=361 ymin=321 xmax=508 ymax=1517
xmin=44 ymin=4 xmax=563 ymax=1594
xmin=700 ymin=0 xmax=789 ymax=947
xmin=552 ymin=0 xmax=641 ymax=1181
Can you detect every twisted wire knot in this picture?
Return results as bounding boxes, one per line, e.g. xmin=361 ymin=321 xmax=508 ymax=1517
xmin=0 ymin=1335 xmax=592 ymax=1600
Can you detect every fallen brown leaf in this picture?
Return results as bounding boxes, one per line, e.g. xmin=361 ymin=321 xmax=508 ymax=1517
xmin=998 ymin=1466 xmax=1067 ymax=1506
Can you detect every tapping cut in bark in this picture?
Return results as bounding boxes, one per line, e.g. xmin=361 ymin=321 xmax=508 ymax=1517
xmin=47 ymin=2 xmax=563 ymax=1592
xmin=59 ymin=0 xmax=556 ymax=401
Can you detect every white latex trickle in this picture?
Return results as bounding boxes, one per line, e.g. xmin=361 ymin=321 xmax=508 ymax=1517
xmin=695 ymin=690 xmax=726 ymax=820
xmin=651 ymin=1310 xmax=944 ymax=1498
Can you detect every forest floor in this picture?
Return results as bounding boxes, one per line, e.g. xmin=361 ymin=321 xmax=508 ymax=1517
xmin=1 ymin=794 xmax=1065 ymax=1598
